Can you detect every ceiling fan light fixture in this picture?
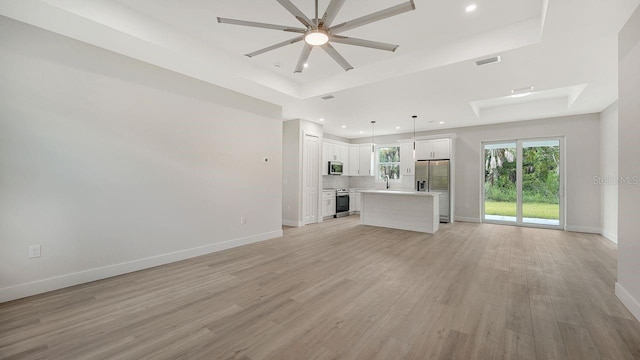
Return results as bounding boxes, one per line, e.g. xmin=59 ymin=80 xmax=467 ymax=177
xmin=305 ymin=30 xmax=329 ymax=46
xmin=218 ymin=0 xmax=416 ymax=72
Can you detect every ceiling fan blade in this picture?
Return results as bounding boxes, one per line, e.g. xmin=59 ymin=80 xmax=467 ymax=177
xmin=276 ymin=0 xmax=314 ymax=28
xmin=245 ymin=36 xmax=304 ymax=58
xmin=329 ymin=0 xmax=416 ymax=34
xmin=321 ymin=0 xmax=345 ymax=27
xmin=217 ymin=17 xmax=305 ymax=33
xmin=321 ymin=43 xmax=353 ymax=71
xmin=330 ymin=35 xmax=399 ymax=52
xmin=294 ymin=44 xmax=313 ymax=73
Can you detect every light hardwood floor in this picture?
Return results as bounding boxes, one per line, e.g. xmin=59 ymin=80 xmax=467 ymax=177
xmin=1 ymin=217 xmax=639 ymax=359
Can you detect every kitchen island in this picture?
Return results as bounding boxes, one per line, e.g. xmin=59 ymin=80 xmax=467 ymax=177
xmin=359 ymin=190 xmax=440 ymax=234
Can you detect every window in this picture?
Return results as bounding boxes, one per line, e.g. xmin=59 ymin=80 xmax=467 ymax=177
xmin=377 ymin=146 xmax=400 ymax=180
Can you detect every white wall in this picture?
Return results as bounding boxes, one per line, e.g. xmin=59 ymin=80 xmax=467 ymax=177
xmin=351 ymin=114 xmax=602 ymax=230
xmin=600 ymin=101 xmax=619 ymax=243
xmin=616 ymin=5 xmax=640 ymax=322
xmin=282 ymin=120 xmax=301 ymax=226
xmin=0 ymin=17 xmax=283 ymax=302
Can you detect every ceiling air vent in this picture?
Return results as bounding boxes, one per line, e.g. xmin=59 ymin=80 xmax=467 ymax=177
xmin=321 ymin=95 xmax=335 ymax=100
xmin=475 ymin=56 xmax=502 ymax=66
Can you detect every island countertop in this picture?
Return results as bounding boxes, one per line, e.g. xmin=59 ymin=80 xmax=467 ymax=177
xmin=359 ymin=190 xmax=440 ymax=197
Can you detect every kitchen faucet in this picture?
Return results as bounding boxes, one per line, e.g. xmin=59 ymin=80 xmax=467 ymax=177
xmin=384 ymin=175 xmax=390 ymax=189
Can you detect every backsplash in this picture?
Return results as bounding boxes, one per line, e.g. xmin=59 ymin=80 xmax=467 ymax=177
xmin=349 ymin=176 xmax=415 ymax=190
xmin=323 ymin=175 xmax=416 ymax=190
xmin=322 ymin=175 xmax=350 ymax=189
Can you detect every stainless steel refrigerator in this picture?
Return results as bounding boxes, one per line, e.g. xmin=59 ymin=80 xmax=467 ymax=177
xmin=415 ymin=160 xmax=450 ymax=223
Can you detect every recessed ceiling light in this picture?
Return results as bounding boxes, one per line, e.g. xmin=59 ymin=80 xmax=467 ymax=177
xmin=465 ymin=4 xmax=477 ymax=12
xmin=359 ymin=131 xmax=364 ymax=134
xmin=319 ymin=118 xmax=324 ymax=121
xmin=303 ymin=63 xmax=309 ymax=68
xmin=342 ymin=125 xmax=347 ymax=128
xmin=439 ymin=121 xmax=445 ymax=124
xmin=511 ymin=86 xmax=534 ymax=98
xmin=396 ymin=126 xmax=401 ymax=130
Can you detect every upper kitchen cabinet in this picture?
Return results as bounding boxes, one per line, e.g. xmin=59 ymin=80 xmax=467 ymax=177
xmin=358 ymin=144 xmax=375 ymax=177
xmin=415 ymin=138 xmax=451 ymax=160
xmin=348 ymin=146 xmax=360 ymax=176
xmin=399 ymin=143 xmax=415 ymax=176
xmin=339 ymin=145 xmax=349 ymax=175
xmin=322 ymin=140 xmax=349 ymax=176
xmin=347 ymin=143 xmax=374 ymax=176
xmin=322 ymin=140 xmax=374 ymax=176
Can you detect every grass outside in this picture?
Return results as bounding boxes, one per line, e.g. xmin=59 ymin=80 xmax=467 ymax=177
xmin=485 ymin=201 xmax=559 ymax=220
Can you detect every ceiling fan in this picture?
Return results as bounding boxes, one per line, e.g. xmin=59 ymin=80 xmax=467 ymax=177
xmin=217 ymin=0 xmax=416 ymax=73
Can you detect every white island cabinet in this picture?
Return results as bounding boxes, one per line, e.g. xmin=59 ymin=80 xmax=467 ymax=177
xmin=359 ymin=190 xmax=439 ymax=234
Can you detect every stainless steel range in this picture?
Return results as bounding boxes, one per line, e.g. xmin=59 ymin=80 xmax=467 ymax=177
xmin=335 ymin=188 xmax=350 ymax=217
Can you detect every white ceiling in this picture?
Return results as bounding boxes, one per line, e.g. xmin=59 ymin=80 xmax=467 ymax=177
xmin=1 ymin=0 xmax=638 ymax=138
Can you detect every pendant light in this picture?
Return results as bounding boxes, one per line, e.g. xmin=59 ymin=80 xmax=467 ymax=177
xmin=371 ymin=121 xmax=376 ymax=153
xmin=412 ymin=115 xmax=417 ymax=159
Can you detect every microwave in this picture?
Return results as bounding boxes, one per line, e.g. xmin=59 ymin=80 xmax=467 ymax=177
xmin=329 ymin=161 xmax=343 ymax=175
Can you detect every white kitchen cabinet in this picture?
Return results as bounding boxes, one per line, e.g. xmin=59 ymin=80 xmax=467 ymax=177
xmin=415 ymin=141 xmax=431 ymax=160
xmin=400 ymin=143 xmax=415 ymax=176
xmin=358 ymin=144 xmax=374 ymax=176
xmin=322 ymin=141 xmax=349 ymax=176
xmin=348 ymin=189 xmax=361 ymax=213
xmin=346 ymin=144 xmax=374 ymax=176
xmin=432 ymin=139 xmax=451 ymax=159
xmin=322 ymin=190 xmax=336 ymax=217
xmin=326 ymin=143 xmax=347 ymax=162
xmin=339 ymin=145 xmax=349 ymax=175
xmin=349 ymin=190 xmax=356 ymax=211
xmin=348 ymin=146 xmax=360 ymax=176
xmin=415 ymin=138 xmax=451 ymax=160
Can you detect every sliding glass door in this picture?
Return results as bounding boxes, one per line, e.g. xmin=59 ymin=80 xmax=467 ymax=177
xmin=522 ymin=140 xmax=561 ymax=226
xmin=483 ymin=138 xmax=563 ymax=228
xmin=484 ymin=142 xmax=517 ymax=223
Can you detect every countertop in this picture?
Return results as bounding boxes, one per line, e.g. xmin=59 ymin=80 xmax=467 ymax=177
xmin=359 ymin=190 xmax=440 ymax=197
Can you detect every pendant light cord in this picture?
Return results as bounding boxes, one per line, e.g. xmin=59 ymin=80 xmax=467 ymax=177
xmin=412 ymin=115 xmax=417 ymax=150
xmin=371 ymin=121 xmax=376 ymax=153
xmin=412 ymin=115 xmax=417 ymax=159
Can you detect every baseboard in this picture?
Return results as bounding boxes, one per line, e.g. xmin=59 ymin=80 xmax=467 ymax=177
xmin=0 ymin=230 xmax=283 ymax=304
xmin=455 ymin=216 xmax=481 ymax=223
xmin=616 ymin=282 xmax=640 ymax=322
xmin=282 ymin=219 xmax=303 ymax=227
xmin=565 ymin=225 xmax=602 ymax=234
xmin=601 ymin=230 xmax=618 ymax=244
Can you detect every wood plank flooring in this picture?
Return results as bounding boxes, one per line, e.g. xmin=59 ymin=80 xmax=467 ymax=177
xmin=1 ymin=217 xmax=639 ymax=359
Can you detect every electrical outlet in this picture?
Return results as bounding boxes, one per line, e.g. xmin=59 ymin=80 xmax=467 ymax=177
xmin=240 ymin=217 xmax=247 ymax=225
xmin=29 ymin=245 xmax=41 ymax=259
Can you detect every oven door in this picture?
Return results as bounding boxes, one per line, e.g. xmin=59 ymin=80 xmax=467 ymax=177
xmin=336 ymin=194 xmax=349 ymax=213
